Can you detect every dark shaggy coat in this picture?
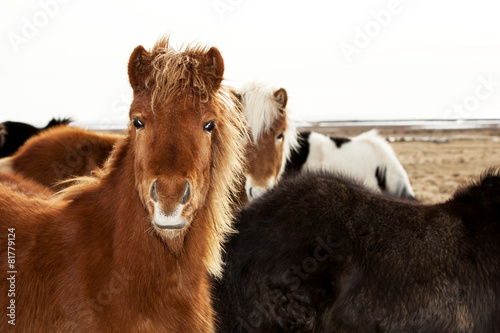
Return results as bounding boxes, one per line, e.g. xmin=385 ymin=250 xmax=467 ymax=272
xmin=214 ymin=169 xmax=500 ymax=332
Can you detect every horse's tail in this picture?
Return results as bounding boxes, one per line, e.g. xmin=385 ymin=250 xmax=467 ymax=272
xmin=357 ymin=130 xmax=415 ymax=200
xmin=44 ymin=117 xmax=72 ymax=130
xmin=0 ymin=123 xmax=6 ymax=149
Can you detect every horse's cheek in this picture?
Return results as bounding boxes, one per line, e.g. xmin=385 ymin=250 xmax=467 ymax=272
xmin=243 ymin=144 xmax=257 ymax=174
xmin=132 ymin=142 xmax=150 ymax=205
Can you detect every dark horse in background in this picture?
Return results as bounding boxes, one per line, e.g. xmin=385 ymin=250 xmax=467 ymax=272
xmin=214 ymin=169 xmax=500 ymax=332
xmin=0 ymin=117 xmax=71 ymax=157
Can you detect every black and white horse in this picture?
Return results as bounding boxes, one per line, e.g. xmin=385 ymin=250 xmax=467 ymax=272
xmin=285 ymin=130 xmax=415 ymax=199
xmin=0 ymin=118 xmax=71 ymax=157
xmin=214 ymin=169 xmax=500 ymax=332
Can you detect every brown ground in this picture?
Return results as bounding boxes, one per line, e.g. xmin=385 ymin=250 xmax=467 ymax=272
xmin=307 ymin=127 xmax=500 ymax=204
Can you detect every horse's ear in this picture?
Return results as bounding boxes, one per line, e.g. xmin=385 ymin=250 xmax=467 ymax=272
xmin=205 ymin=47 xmax=225 ymax=92
xmin=274 ymin=88 xmax=288 ymax=109
xmin=128 ymin=45 xmax=152 ymax=92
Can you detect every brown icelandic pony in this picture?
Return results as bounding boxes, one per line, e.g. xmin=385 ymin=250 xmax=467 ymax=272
xmin=0 ymin=81 xmax=297 ymax=205
xmin=0 ymin=37 xmax=246 ymax=332
xmin=236 ymin=81 xmax=298 ymax=202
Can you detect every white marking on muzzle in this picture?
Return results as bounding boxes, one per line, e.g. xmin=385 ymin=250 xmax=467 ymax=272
xmin=246 ymin=176 xmax=276 ymax=201
xmin=152 ymin=203 xmax=187 ymax=229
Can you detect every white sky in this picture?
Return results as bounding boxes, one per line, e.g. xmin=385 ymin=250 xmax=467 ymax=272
xmin=1 ymin=0 xmax=500 ymax=128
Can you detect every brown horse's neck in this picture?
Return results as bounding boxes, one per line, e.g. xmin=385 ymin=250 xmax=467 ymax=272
xmin=68 ymin=136 xmax=211 ymax=315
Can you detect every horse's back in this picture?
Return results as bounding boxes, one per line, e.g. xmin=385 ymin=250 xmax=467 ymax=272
xmin=218 ymin=171 xmax=500 ymax=332
xmin=303 ymin=131 xmax=381 ymax=190
xmin=292 ymin=130 xmax=414 ymax=198
xmin=354 ymin=130 xmax=414 ymax=197
xmin=8 ymin=126 xmax=121 ymax=188
xmin=217 ymin=172 xmax=385 ymax=331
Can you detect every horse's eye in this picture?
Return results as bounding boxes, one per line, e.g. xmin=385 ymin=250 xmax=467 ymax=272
xmin=276 ymin=132 xmax=284 ymax=141
xmin=203 ymin=121 xmax=216 ymax=133
xmin=133 ymin=118 xmax=145 ymax=129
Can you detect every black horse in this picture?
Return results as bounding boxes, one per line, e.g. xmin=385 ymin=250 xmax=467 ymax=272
xmin=0 ymin=118 xmax=71 ymax=157
xmin=214 ymin=169 xmax=500 ymax=332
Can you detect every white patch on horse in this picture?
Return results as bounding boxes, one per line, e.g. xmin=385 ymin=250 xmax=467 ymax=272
xmin=245 ymin=175 xmax=276 ymax=201
xmin=356 ymin=130 xmax=414 ymax=198
xmin=152 ymin=203 xmax=187 ymax=229
xmin=303 ymin=130 xmax=414 ymax=198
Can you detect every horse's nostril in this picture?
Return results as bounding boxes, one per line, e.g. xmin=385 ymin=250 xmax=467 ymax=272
xmin=249 ymin=187 xmax=253 ymax=198
xmin=151 ymin=180 xmax=158 ymax=202
xmin=181 ymin=180 xmax=190 ymax=205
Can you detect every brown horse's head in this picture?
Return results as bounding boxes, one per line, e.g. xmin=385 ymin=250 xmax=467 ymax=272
xmin=126 ymin=38 xmax=245 ymax=273
xmin=239 ymin=82 xmax=298 ymax=201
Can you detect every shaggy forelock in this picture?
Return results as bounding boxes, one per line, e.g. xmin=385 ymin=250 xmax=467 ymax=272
xmin=240 ymin=81 xmax=282 ymax=143
xmin=147 ymin=37 xmax=216 ymax=108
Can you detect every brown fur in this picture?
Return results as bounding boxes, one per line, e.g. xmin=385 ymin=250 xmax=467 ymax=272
xmin=0 ymin=38 xmax=245 ymax=332
xmin=244 ymin=115 xmax=286 ymax=188
xmin=214 ymin=168 xmax=500 ymax=332
xmin=1 ymin=126 xmax=120 ymax=190
xmin=237 ymin=84 xmax=295 ymax=202
xmin=0 ymin=172 xmax=54 ymax=199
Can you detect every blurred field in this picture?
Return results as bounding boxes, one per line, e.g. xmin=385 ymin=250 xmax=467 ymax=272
xmin=106 ymin=125 xmax=499 ymax=204
xmin=309 ymin=126 xmax=500 ymax=204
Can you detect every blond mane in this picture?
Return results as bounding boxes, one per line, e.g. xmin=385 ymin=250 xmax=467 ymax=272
xmin=202 ymin=87 xmax=246 ymax=277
